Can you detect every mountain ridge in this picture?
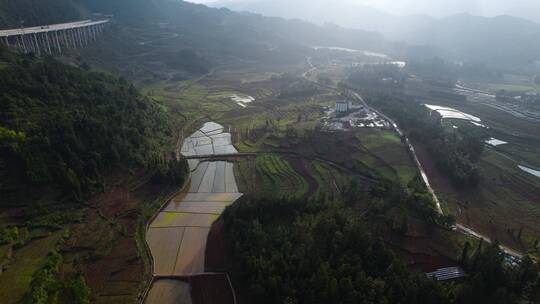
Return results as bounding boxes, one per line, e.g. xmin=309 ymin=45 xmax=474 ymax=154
xmin=209 ymin=0 xmax=540 ymax=67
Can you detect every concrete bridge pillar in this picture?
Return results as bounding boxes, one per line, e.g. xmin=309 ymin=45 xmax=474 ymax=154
xmin=28 ymin=35 xmax=34 ymax=54
xmin=61 ymin=30 xmax=70 ymax=49
xmin=39 ymin=34 xmax=46 ymax=54
xmin=44 ymin=32 xmax=52 ymax=55
xmin=66 ymin=30 xmax=73 ymax=49
xmin=69 ymin=29 xmax=76 ymax=48
xmin=53 ymin=31 xmax=62 ymax=54
xmin=82 ymin=28 xmax=89 ymax=45
xmin=20 ymin=35 xmax=26 ymax=53
xmin=20 ymin=36 xmax=27 ymax=53
xmin=62 ymin=30 xmax=68 ymax=49
xmin=40 ymin=34 xmax=45 ymax=53
xmin=32 ymin=34 xmax=41 ymax=55
xmin=76 ymin=28 xmax=83 ymax=47
xmin=24 ymin=35 xmax=32 ymax=53
xmin=30 ymin=34 xmax=36 ymax=53
xmin=16 ymin=36 xmax=23 ymax=53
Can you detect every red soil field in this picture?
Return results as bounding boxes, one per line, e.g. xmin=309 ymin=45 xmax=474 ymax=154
xmin=189 ymin=274 xmax=235 ymax=304
xmin=84 ymin=237 xmax=144 ymax=300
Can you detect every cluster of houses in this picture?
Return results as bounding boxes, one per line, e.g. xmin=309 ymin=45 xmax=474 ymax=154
xmin=321 ymin=100 xmax=391 ymax=131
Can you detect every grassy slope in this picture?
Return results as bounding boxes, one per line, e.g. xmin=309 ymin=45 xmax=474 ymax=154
xmin=0 ymin=232 xmax=63 ymax=303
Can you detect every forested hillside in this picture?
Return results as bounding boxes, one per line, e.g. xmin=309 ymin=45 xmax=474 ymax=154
xmin=225 ymin=194 xmax=540 ymax=304
xmin=0 ymin=0 xmax=81 ymax=28
xmin=0 ymin=49 xmax=173 ymax=199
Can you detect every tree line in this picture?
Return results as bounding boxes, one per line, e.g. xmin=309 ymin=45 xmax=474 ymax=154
xmin=224 ymin=192 xmax=539 ymax=304
xmin=0 ymin=50 xmax=187 ymax=198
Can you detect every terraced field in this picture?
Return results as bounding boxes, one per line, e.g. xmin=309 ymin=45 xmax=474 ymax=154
xmin=181 ymin=122 xmax=238 ymax=157
xmin=310 ymin=161 xmax=351 ymax=196
xmin=255 ymin=155 xmax=309 ymax=198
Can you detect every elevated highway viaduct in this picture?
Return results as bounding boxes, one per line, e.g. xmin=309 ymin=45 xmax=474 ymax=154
xmin=0 ymin=19 xmax=110 ymax=55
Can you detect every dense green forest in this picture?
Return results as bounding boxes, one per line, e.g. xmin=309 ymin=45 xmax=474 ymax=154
xmin=0 ymin=0 xmax=81 ymax=28
xmin=0 ymin=49 xmax=179 ymax=198
xmin=224 ymin=188 xmax=540 ymax=304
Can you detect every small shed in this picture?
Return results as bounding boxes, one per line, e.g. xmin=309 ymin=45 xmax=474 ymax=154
xmin=426 ymin=267 xmax=466 ymax=281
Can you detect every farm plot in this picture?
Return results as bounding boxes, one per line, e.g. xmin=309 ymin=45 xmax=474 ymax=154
xmin=311 ymin=162 xmax=351 ymax=196
xmin=146 ymin=227 xmax=185 ymax=275
xmin=355 ymin=129 xmax=418 ymax=184
xmin=197 ymin=162 xmax=217 ymax=193
xmin=189 ymin=161 xmax=239 ymax=193
xmin=253 ymin=155 xmax=309 ymax=198
xmin=150 ymin=212 xmax=219 ymax=228
xmin=181 ymin=122 xmax=238 ymax=157
xmin=225 ymin=162 xmax=238 ymax=193
xmin=144 ymin=279 xmax=192 ymax=304
xmin=164 ymin=201 xmax=229 ymax=214
xmin=173 ymin=227 xmax=211 ymax=275
xmin=180 ymin=192 xmax=243 ymax=202
xmin=146 ymin=125 xmax=242 ymax=301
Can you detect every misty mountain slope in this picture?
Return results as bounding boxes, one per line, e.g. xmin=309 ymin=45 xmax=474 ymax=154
xmin=12 ymin=0 xmax=390 ymax=56
xmin=0 ymin=0 xmax=396 ymax=82
xmin=211 ymin=0 xmax=394 ymax=32
xmin=212 ymin=0 xmax=540 ymax=67
xmin=0 ymin=0 xmax=82 ymax=28
xmin=392 ymin=14 xmax=540 ymax=65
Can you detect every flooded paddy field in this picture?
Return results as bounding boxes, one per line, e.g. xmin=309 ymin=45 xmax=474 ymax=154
xmin=181 ymin=122 xmax=238 ymax=157
xmin=145 ymin=279 xmax=192 ymax=304
xmin=145 ymin=122 xmax=241 ymax=304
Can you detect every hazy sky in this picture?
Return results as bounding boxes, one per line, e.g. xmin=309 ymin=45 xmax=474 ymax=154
xmin=191 ymin=0 xmax=540 ymax=21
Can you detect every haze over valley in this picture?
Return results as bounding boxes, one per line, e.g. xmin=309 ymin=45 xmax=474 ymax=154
xmin=0 ymin=1 xmax=539 ymax=303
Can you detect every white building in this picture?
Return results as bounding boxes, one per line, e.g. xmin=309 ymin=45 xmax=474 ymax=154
xmin=335 ymin=100 xmax=353 ymax=113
